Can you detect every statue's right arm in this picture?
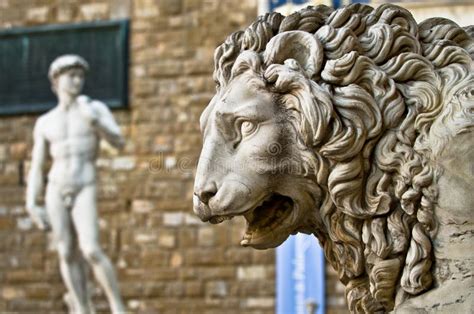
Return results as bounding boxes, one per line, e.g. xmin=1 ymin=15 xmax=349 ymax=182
xmin=26 ymin=118 xmax=49 ymax=230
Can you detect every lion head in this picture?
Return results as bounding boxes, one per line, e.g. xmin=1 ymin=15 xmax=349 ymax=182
xmin=193 ymin=3 xmax=474 ymax=313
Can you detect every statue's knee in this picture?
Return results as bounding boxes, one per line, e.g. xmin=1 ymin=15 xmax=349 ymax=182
xmin=81 ymin=245 xmax=103 ymax=264
xmin=57 ymin=243 xmax=74 ymax=262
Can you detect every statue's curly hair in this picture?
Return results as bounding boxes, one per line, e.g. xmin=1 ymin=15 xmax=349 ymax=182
xmin=211 ymin=3 xmax=474 ymax=313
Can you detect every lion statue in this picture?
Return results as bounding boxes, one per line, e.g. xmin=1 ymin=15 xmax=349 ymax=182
xmin=193 ymin=3 xmax=473 ymax=313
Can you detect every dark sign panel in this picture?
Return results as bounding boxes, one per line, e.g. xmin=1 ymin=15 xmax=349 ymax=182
xmin=0 ymin=20 xmax=129 ymax=115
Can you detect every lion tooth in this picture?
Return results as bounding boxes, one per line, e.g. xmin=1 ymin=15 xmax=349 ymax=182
xmin=241 ymin=232 xmax=253 ymax=246
xmin=241 ymin=239 xmax=250 ymax=246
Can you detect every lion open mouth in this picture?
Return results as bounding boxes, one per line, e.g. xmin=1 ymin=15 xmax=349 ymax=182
xmin=209 ymin=194 xmax=294 ymax=246
xmin=241 ymin=194 xmax=293 ymax=236
xmin=240 ymin=194 xmax=293 ymax=247
xmin=207 ymin=194 xmax=294 ymax=248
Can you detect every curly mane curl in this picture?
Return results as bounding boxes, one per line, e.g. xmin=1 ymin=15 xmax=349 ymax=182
xmin=212 ymin=3 xmax=474 ymax=312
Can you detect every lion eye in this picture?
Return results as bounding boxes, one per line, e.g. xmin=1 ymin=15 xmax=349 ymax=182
xmin=240 ymin=121 xmax=257 ymax=137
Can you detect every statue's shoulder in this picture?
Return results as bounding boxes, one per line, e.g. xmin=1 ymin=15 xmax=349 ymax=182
xmin=77 ymin=95 xmax=108 ymax=112
xmin=33 ymin=109 xmax=58 ymax=138
xmin=35 ymin=108 xmax=56 ymax=128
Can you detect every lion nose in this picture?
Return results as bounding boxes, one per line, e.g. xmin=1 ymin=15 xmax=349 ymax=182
xmin=194 ymin=182 xmax=217 ymax=205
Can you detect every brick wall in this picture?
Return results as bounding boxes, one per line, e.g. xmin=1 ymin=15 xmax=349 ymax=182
xmin=0 ymin=0 xmax=347 ymax=313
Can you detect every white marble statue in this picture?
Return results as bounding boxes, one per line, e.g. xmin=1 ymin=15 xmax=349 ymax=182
xmin=193 ymin=4 xmax=474 ymax=313
xmin=26 ymin=55 xmax=126 ymax=314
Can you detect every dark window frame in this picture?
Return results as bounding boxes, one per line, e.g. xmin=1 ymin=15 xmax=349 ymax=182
xmin=0 ymin=19 xmax=129 ymax=115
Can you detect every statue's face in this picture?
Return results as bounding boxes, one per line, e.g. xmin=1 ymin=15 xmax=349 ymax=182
xmin=193 ymin=75 xmax=321 ymax=249
xmin=55 ymin=67 xmax=85 ymax=97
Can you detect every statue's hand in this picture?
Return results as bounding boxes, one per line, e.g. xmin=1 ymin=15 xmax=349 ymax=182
xmin=77 ymin=96 xmax=99 ymax=124
xmin=28 ymin=205 xmax=50 ymax=231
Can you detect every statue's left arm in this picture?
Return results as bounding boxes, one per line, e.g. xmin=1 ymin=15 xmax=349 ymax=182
xmin=93 ymin=101 xmax=125 ymax=149
xmin=79 ymin=97 xmax=125 ymax=149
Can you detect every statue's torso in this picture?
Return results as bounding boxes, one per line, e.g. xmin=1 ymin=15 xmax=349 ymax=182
xmin=41 ymin=103 xmax=98 ymax=188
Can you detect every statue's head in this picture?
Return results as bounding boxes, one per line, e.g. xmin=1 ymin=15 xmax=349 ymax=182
xmin=193 ymin=3 xmax=474 ymax=312
xmin=49 ymin=54 xmax=89 ymax=96
xmin=193 ymin=31 xmax=330 ymax=249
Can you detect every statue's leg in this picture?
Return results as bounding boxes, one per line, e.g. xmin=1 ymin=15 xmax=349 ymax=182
xmin=72 ymin=184 xmax=125 ymax=314
xmin=45 ymin=184 xmax=90 ymax=314
xmin=63 ymin=244 xmax=93 ymax=314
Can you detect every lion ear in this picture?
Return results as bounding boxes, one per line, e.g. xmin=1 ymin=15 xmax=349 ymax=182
xmin=263 ymin=31 xmax=323 ymax=78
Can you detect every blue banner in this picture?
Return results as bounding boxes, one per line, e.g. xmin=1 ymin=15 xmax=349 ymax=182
xmin=276 ymin=233 xmax=325 ymax=314
xmin=269 ymin=0 xmax=370 ymax=11
xmin=269 ymin=0 xmax=309 ymax=12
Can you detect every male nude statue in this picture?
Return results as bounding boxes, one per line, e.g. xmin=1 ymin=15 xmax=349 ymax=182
xmin=26 ymin=55 xmax=126 ymax=314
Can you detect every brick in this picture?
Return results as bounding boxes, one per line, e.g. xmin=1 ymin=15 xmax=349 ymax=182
xmin=7 ymin=299 xmax=56 ymax=311
xmin=206 ymin=280 xmax=228 ymax=298
xmin=133 ymin=0 xmax=159 ymax=17
xmin=184 ymin=213 xmax=203 ymax=225
xmin=142 ymin=251 xmax=170 ymax=267
xmin=224 ymin=248 xmax=253 ymax=264
xmin=0 ymin=217 xmax=14 ymax=229
xmin=170 ymin=252 xmax=183 ymax=267
xmin=163 ymin=212 xmax=184 ymax=226
xmin=120 ymin=282 xmax=144 ymax=298
xmin=111 ymin=156 xmax=136 ymax=170
xmin=237 ymin=266 xmax=266 ymax=280
xmin=79 ymin=3 xmax=109 ymax=20
xmin=198 ymin=226 xmax=215 ymax=246
xmin=185 ymin=281 xmax=203 ymax=297
xmin=131 ymin=199 xmax=154 ymax=214
xmin=131 ymin=79 xmax=156 ymax=96
xmin=185 ymin=248 xmax=225 ymax=266
xmin=153 ymin=135 xmax=174 ymax=153
xmin=163 ymin=282 xmax=185 ymax=297
xmin=158 ymin=0 xmax=182 ymax=15
xmin=158 ymin=232 xmax=176 ymax=248
xmin=26 ymin=6 xmax=51 ymax=24
xmin=135 ymin=231 xmax=158 ymax=244
xmin=243 ymin=297 xmax=275 ymax=308
xmin=132 ymin=64 xmax=147 ymax=78
xmin=164 ymin=156 xmax=176 ymax=169
xmin=143 ymin=282 xmax=166 ymax=297
xmin=128 ymin=299 xmax=141 ymax=310
xmin=16 ymin=217 xmax=33 ymax=231
xmin=56 ymin=4 xmax=76 ymax=22
xmin=148 ymin=61 xmax=183 ymax=77
xmin=9 ymin=142 xmax=26 ymax=160
xmin=0 ymin=144 xmax=7 ymax=160
xmin=199 ymin=266 xmax=235 ymax=280
xmin=1 ymin=286 xmax=25 ymax=300
xmin=110 ymin=0 xmax=131 ymax=19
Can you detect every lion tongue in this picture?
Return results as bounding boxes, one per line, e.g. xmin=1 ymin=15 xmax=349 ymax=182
xmin=241 ymin=195 xmax=290 ymax=247
xmin=245 ymin=195 xmax=285 ymax=231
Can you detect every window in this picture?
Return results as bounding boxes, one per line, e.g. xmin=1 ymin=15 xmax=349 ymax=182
xmin=0 ymin=19 xmax=129 ymax=115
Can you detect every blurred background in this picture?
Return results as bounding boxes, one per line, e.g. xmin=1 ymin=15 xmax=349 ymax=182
xmin=0 ymin=0 xmax=471 ymax=313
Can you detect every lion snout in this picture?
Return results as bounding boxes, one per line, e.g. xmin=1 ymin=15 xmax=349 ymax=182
xmin=192 ymin=194 xmax=213 ymax=222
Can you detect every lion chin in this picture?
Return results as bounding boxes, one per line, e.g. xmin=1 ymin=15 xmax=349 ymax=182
xmin=209 ymin=193 xmax=295 ymax=250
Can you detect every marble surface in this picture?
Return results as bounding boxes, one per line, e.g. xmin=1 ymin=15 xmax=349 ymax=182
xmin=26 ymin=55 xmax=125 ymax=314
xmin=193 ymin=4 xmax=474 ymax=313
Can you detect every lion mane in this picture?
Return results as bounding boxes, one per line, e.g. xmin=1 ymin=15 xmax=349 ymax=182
xmin=211 ymin=3 xmax=474 ymax=313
